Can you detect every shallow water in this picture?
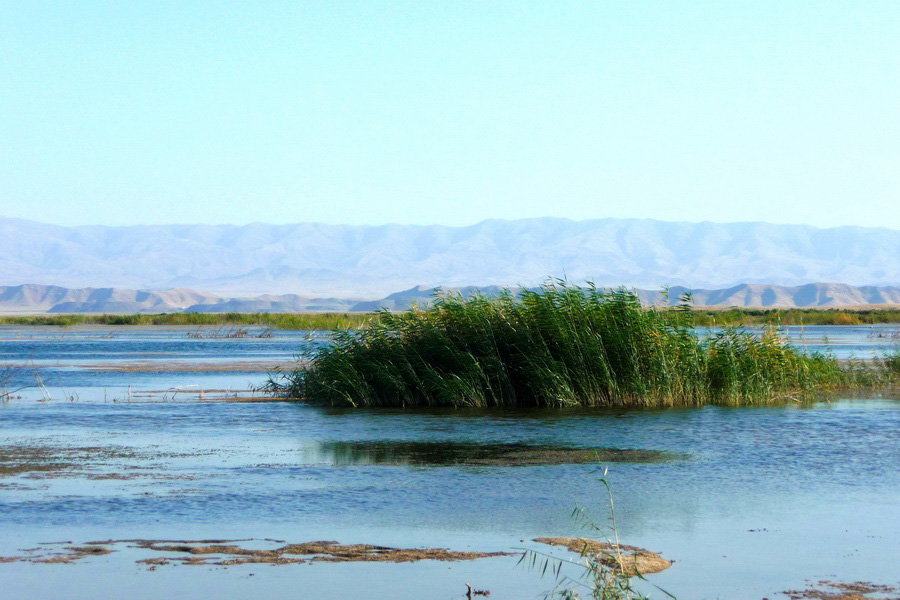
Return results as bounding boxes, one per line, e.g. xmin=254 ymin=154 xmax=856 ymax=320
xmin=0 ymin=326 xmax=898 ymax=599
xmin=742 ymin=324 xmax=900 ymax=360
xmin=1 ymin=324 xmax=896 ymax=396
xmin=0 ymin=326 xmax=329 ymax=399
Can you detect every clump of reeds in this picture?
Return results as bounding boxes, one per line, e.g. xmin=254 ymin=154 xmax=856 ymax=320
xmin=267 ymin=281 xmax=895 ymax=408
xmin=883 ymin=349 xmax=900 ymax=375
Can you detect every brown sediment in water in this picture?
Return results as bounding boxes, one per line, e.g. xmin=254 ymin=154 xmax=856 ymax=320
xmin=534 ymin=537 xmax=671 ymax=576
xmin=137 ymin=539 xmax=513 ymax=565
xmin=279 ymin=541 xmax=512 ymax=563
xmin=3 ymin=440 xmax=678 ymax=482
xmin=2 ymin=539 xmax=514 ymax=568
xmin=15 ymin=544 xmax=115 ymax=564
xmin=0 ymin=444 xmax=211 ymax=480
xmin=0 ymin=445 xmax=107 ymax=476
xmin=782 ymin=580 xmax=899 ymax=600
xmin=123 ymin=389 xmax=285 ymax=403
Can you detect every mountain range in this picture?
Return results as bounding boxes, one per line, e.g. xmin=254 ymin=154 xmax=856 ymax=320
xmin=1 ymin=217 xmax=898 ymax=296
xmin=1 ymin=283 xmax=898 ymax=314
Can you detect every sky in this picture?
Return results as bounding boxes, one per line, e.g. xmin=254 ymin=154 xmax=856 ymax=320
xmin=1 ymin=0 xmax=899 ymax=230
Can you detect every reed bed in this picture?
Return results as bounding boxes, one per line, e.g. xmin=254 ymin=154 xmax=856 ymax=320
xmin=689 ymin=307 xmax=900 ymax=326
xmin=268 ymin=282 xmax=894 ymax=408
xmin=3 ymin=308 xmax=898 ymax=329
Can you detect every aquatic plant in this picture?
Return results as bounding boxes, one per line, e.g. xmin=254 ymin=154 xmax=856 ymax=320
xmin=521 ymin=466 xmax=674 ymax=600
xmin=268 ymin=281 xmax=887 ymax=407
xmin=883 ymin=348 xmax=900 ymax=375
xmin=687 ymin=307 xmax=900 ymax=326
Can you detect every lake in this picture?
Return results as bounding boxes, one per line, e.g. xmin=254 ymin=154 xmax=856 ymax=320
xmin=1 ymin=325 xmax=898 ymax=599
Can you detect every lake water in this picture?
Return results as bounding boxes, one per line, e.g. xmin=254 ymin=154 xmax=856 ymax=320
xmin=1 ymin=325 xmax=898 ymax=599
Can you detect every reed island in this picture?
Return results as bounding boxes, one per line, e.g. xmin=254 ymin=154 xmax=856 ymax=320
xmin=266 ymin=281 xmax=899 ymax=408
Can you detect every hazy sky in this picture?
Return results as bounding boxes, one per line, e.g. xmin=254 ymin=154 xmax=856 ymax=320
xmin=2 ymin=1 xmax=899 ymax=229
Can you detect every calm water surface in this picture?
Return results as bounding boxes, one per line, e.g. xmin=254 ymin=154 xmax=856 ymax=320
xmin=0 ymin=326 xmax=898 ymax=599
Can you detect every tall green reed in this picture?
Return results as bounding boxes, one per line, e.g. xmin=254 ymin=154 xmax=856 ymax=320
xmin=268 ymin=281 xmax=895 ymax=407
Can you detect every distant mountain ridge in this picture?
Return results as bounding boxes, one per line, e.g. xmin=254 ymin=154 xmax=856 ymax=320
xmin=0 ymin=284 xmax=358 ymax=314
xmin=1 ymin=283 xmax=898 ymax=315
xmin=0 ymin=284 xmax=221 ymax=313
xmin=1 ymin=217 xmax=898 ymax=296
xmin=360 ymin=283 xmax=900 ymax=311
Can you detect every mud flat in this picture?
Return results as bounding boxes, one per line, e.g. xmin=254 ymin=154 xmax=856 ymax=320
xmin=0 ymin=538 xmax=514 ymax=568
xmin=782 ymin=580 xmax=899 ymax=600
xmin=534 ymin=537 xmax=671 ymax=576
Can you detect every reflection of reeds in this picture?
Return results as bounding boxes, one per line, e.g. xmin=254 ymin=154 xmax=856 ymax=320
xmin=311 ymin=441 xmax=680 ymax=467
xmin=0 ymin=365 xmax=12 ymax=402
xmin=268 ymin=281 xmax=896 ymax=408
xmin=0 ymin=365 xmax=53 ymax=402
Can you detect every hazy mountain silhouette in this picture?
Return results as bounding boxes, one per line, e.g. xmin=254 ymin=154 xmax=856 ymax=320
xmin=1 ymin=282 xmax=898 ymax=314
xmin=1 ymin=217 xmax=897 ymax=296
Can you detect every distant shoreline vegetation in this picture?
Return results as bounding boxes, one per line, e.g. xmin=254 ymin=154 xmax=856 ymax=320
xmin=1 ymin=307 xmax=900 ymax=328
xmin=688 ymin=307 xmax=900 ymax=326
xmin=265 ymin=282 xmax=899 ymax=408
xmin=0 ymin=312 xmax=373 ymax=330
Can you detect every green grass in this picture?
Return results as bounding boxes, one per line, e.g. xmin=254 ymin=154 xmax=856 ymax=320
xmin=687 ymin=307 xmax=900 ymax=326
xmin=267 ymin=281 xmax=896 ymax=407
xmin=0 ymin=312 xmax=373 ymax=330
xmin=3 ymin=307 xmax=898 ymax=329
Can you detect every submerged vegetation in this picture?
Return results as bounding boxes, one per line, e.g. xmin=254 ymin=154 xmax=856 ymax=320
xmin=267 ymin=281 xmax=897 ymax=408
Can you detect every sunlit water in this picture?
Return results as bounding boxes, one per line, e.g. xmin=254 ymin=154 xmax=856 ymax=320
xmin=0 ymin=326 xmax=898 ymax=599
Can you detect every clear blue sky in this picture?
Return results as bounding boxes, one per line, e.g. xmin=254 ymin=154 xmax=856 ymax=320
xmin=2 ymin=1 xmax=899 ymax=229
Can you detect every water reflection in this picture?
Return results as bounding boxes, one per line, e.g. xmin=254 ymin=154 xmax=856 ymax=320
xmin=306 ymin=440 xmax=684 ymax=467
